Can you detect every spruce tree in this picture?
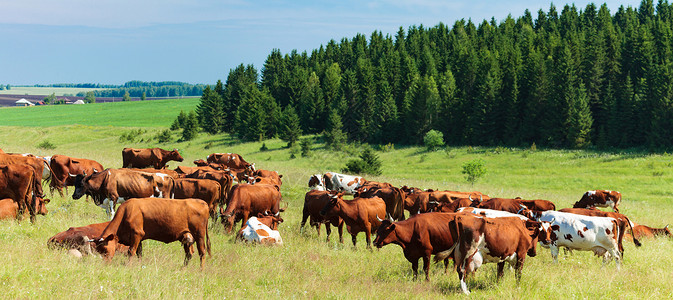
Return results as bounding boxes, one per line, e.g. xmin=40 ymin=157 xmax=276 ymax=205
xmin=279 ymin=106 xmax=302 ymax=147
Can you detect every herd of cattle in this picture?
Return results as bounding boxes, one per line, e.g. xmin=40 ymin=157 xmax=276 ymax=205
xmin=0 ymin=147 xmax=670 ymax=294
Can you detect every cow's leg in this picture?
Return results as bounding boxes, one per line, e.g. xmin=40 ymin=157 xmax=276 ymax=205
xmin=325 ymin=224 xmax=332 ymax=242
xmin=514 ymin=256 xmax=525 ymax=283
xmin=422 ymin=255 xmax=431 ymax=281
xmin=196 ymin=233 xmax=207 ymax=269
xmin=338 ymin=223 xmax=344 ymax=244
xmin=300 ymin=211 xmax=309 ymax=233
xmin=136 ymin=242 xmax=143 ymax=260
xmin=351 ymin=234 xmax=357 ymax=248
xmin=410 ymin=259 xmax=419 ymax=280
xmin=127 ymin=234 xmax=143 ymax=265
xmin=365 ymin=226 xmax=373 ymax=250
xmin=550 ymin=244 xmax=559 ymax=263
xmin=443 ymin=258 xmax=451 ymax=274
xmin=497 ymin=262 xmax=506 ymax=280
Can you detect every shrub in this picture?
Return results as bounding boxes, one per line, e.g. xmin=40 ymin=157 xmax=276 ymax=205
xmin=156 ymin=129 xmax=172 ymax=143
xmin=300 ymin=138 xmax=312 ymax=157
xmin=260 ymin=142 xmax=269 ymax=152
xmin=423 ymin=130 xmax=445 ymax=151
xmin=462 ymin=159 xmax=486 ymax=186
xmin=289 ymin=144 xmax=300 ymax=159
xmin=343 ymin=147 xmax=382 ymax=176
xmin=37 ymin=140 xmax=56 ymax=150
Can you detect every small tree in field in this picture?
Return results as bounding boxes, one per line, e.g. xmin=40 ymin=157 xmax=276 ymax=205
xmin=462 ymin=159 xmax=486 ymax=186
xmin=84 ymin=91 xmax=96 ymax=103
xmin=423 ymin=129 xmax=445 ymax=151
xmin=123 ymin=91 xmax=131 ymax=101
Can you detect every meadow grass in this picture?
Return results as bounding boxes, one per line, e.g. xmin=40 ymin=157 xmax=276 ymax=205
xmin=0 ymin=86 xmax=107 ymax=96
xmin=0 ymin=102 xmax=672 ymax=298
xmin=0 ymin=98 xmax=199 ymax=127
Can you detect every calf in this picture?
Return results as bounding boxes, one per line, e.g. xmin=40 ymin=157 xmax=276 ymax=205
xmin=320 ymin=194 xmax=386 ymax=249
xmin=373 ymin=212 xmax=459 ymax=281
xmin=574 ymin=190 xmax=621 ymax=212
xmin=301 ymin=190 xmax=344 ymax=243
xmin=437 ymin=214 xmax=549 ymax=295
xmin=628 ymin=224 xmax=671 ymax=240
xmin=236 ymin=216 xmax=283 ymax=245
xmin=536 ymin=211 xmax=623 ymax=268
xmin=92 ymin=197 xmax=211 ymax=268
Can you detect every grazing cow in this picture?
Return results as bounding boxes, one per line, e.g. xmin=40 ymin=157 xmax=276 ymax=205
xmin=373 ymin=212 xmax=460 ymax=281
xmin=186 ymin=169 xmax=234 ymax=207
xmin=172 ymin=178 xmax=222 ymax=218
xmin=206 ymin=153 xmax=254 ymax=171
xmin=300 ymin=190 xmax=344 ymax=243
xmin=435 ymin=214 xmax=549 ymax=295
xmin=221 ymin=184 xmax=283 ymax=232
xmin=253 ymin=169 xmax=282 ymax=184
xmin=477 ymin=197 xmax=556 ymax=213
xmin=47 ymin=221 xmax=129 ymax=255
xmin=574 ymin=190 xmax=622 ymax=212
xmin=249 ymin=176 xmax=282 ymax=186
xmin=72 ymin=168 xmax=175 ymax=217
xmin=193 ymin=159 xmax=225 ymax=170
xmin=558 ymin=207 xmax=642 ymax=251
xmin=92 ymin=198 xmax=211 ymax=268
xmin=122 ymin=147 xmax=184 ymax=169
xmin=355 ymin=186 xmax=406 ymax=221
xmin=627 ymin=224 xmax=671 ymax=240
xmin=323 ymin=172 xmax=366 ymax=195
xmin=308 ymin=174 xmax=325 ymax=191
xmin=49 ymin=154 xmax=104 ymax=193
xmin=536 ymin=211 xmax=624 ymax=268
xmin=0 ymin=164 xmax=49 ymax=222
xmin=319 ymin=194 xmax=386 ymax=249
xmin=235 ymin=216 xmax=283 ymax=245
xmin=357 ymin=181 xmax=393 ymax=193
xmin=128 ymin=168 xmax=180 ymax=179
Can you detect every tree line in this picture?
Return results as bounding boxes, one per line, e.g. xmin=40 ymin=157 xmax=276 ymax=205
xmin=197 ymin=0 xmax=673 ymax=149
xmin=72 ymin=81 xmax=206 ymax=98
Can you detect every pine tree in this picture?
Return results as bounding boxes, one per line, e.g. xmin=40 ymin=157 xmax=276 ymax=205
xmin=278 ymin=106 xmax=302 ymax=147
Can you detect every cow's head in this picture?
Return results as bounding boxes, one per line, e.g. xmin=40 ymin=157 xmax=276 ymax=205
xmin=257 ymin=211 xmax=284 ymax=230
xmin=71 ymin=174 xmax=88 ymax=200
xmin=524 ymin=220 xmax=549 ymax=257
xmin=170 ymin=149 xmax=184 ymax=162
xmin=320 ymin=193 xmax=344 ymax=216
xmin=92 ymin=234 xmax=118 ymax=261
xmin=373 ymin=215 xmax=397 ymax=248
xmin=33 ymin=197 xmax=50 ymax=216
xmin=308 ymin=174 xmax=324 ymax=190
xmin=72 ymin=172 xmax=105 ymax=205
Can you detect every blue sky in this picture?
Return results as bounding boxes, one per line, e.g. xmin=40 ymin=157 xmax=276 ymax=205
xmin=0 ymin=0 xmax=641 ymax=85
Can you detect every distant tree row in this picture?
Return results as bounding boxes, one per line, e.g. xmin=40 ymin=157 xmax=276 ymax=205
xmin=68 ymin=81 xmax=206 ymax=98
xmin=198 ymin=0 xmax=673 ymax=149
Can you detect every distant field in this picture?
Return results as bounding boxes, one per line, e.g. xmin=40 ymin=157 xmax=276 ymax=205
xmin=0 ymin=99 xmax=671 ymax=298
xmin=0 ymin=98 xmax=199 ymax=127
xmin=0 ymin=86 xmax=107 ymax=96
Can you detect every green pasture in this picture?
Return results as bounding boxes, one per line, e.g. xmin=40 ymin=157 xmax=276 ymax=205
xmin=0 ymin=99 xmax=672 ymax=298
xmin=0 ymin=98 xmax=199 ymax=127
xmin=0 ymin=86 xmax=107 ymax=96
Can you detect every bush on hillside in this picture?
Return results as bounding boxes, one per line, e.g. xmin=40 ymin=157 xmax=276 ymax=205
xmin=343 ymin=146 xmax=382 ymax=176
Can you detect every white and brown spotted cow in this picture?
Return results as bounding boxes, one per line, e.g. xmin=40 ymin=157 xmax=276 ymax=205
xmin=536 ymin=211 xmax=623 ymax=269
xmin=236 ymin=216 xmax=283 ymax=245
xmin=574 ymin=190 xmax=622 ymax=212
xmin=322 ymin=172 xmax=366 ymax=195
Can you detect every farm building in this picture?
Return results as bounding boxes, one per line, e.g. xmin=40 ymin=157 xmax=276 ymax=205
xmin=72 ymin=100 xmax=85 ymax=105
xmin=15 ymin=99 xmax=34 ymax=106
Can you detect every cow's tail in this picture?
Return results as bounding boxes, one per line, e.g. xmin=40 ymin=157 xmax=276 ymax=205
xmin=393 ymin=187 xmax=406 ymax=221
xmin=205 ymin=220 xmax=212 ymax=256
xmin=624 ymin=216 xmax=642 ymax=247
xmin=434 ymin=216 xmax=462 ymax=264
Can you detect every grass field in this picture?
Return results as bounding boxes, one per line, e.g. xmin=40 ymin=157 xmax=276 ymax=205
xmin=0 ymin=99 xmax=672 ymax=298
xmin=0 ymin=86 xmax=107 ymax=96
xmin=0 ymin=98 xmax=199 ymax=127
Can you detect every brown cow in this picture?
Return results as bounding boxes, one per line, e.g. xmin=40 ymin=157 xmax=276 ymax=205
xmin=558 ymin=207 xmax=642 ymax=251
xmin=47 ymin=221 xmax=129 ymax=256
xmin=319 ymin=194 xmax=386 ymax=249
xmin=174 ymin=166 xmax=218 ymax=178
xmin=49 ymin=154 xmax=104 ymax=194
xmin=574 ymin=190 xmax=622 ymax=212
xmin=253 ymin=169 xmax=282 ymax=183
xmin=206 ymin=153 xmax=254 ymax=170
xmin=92 ymin=198 xmax=211 ymax=267
xmin=627 ymin=224 xmax=671 ymax=240
xmin=122 ymin=148 xmax=184 ymax=169
xmin=355 ymin=186 xmax=406 ymax=221
xmin=0 ymin=154 xmax=58 ymax=197
xmin=172 ymin=178 xmax=222 ymax=218
xmin=437 ymin=214 xmax=550 ymax=295
xmin=373 ymin=212 xmax=460 ymax=281
xmin=193 ymin=159 xmax=224 ymax=169
xmin=72 ymin=168 xmax=174 ymax=217
xmin=478 ymin=197 xmax=556 ymax=213
xmin=431 ymin=196 xmax=480 ymax=213
xmin=186 ymin=169 xmax=234 ymax=208
xmin=221 ymin=183 xmax=283 ymax=232
xmin=0 ymin=164 xmax=49 ymax=222
xmin=249 ymin=176 xmax=282 ymax=186
xmin=300 ymin=190 xmax=344 ymax=243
